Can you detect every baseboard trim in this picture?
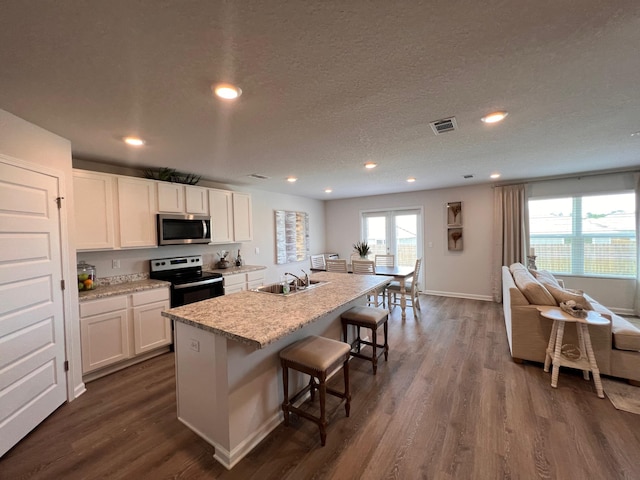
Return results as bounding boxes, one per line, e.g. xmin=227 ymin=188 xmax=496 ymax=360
xmin=423 ymin=290 xmax=493 ymax=302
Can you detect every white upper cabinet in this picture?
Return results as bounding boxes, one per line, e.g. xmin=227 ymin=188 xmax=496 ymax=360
xmin=157 ymin=183 xmax=185 ymax=213
xmin=232 ymin=192 xmax=253 ymax=242
xmin=157 ymin=183 xmax=209 ymax=215
xmin=73 ymin=170 xmax=116 ymax=251
xmin=209 ymin=189 xmax=234 ymax=243
xmin=185 ymin=185 xmax=209 ymax=215
xmin=117 ymin=176 xmax=157 ymax=248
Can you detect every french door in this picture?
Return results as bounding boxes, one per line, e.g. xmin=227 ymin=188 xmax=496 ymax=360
xmin=361 ymin=208 xmax=422 ymax=269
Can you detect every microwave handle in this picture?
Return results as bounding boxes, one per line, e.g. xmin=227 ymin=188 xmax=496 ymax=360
xmin=202 ymin=220 xmax=208 ymax=239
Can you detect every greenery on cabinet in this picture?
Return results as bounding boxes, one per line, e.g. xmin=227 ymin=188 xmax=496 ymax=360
xmin=143 ymin=167 xmax=201 ymax=185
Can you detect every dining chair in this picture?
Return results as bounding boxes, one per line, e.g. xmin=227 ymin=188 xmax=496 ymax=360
xmin=387 ymin=258 xmax=422 ymax=317
xmin=375 ymin=254 xmax=395 ymax=267
xmin=309 ymin=254 xmax=326 ymax=270
xmin=326 ymin=259 xmax=348 ymax=273
xmin=351 ymin=259 xmax=383 ymax=307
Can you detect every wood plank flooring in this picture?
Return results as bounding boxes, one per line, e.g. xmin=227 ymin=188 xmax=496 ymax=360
xmin=3 ymin=296 xmax=640 ymax=479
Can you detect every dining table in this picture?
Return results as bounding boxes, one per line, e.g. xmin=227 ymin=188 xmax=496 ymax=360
xmin=310 ymin=263 xmax=415 ymax=319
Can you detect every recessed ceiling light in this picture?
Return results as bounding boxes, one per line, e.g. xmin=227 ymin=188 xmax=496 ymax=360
xmin=490 ymin=173 xmax=501 ymax=179
xmin=212 ymin=83 xmax=242 ymax=100
xmin=481 ymin=111 xmax=508 ymax=123
xmin=631 ymin=131 xmax=640 ymax=137
xmin=286 ymin=176 xmax=297 ymax=183
xmin=364 ymin=162 xmax=377 ymax=169
xmin=123 ymin=136 xmax=145 ymax=146
xmin=407 ymin=177 xmax=416 ymax=183
xmin=324 ymin=188 xmax=333 ymax=193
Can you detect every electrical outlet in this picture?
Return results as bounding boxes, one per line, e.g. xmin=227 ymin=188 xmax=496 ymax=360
xmin=255 ymin=247 xmax=260 ymax=254
xmin=112 ymin=259 xmax=121 ymax=269
xmin=189 ymin=339 xmax=200 ymax=352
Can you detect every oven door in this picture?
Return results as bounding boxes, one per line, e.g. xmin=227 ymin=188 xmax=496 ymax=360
xmin=171 ymin=279 xmax=224 ymax=307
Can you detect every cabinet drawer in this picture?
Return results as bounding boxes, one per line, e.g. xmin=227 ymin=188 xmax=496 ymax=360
xmin=80 ymin=295 xmax=128 ymax=318
xmin=131 ymin=287 xmax=170 ymax=307
xmin=224 ymin=273 xmax=245 ymax=287
xmin=247 ymin=270 xmax=265 ymax=282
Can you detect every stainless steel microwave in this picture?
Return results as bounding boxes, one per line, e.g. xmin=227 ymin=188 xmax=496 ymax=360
xmin=157 ymin=214 xmax=211 ymax=245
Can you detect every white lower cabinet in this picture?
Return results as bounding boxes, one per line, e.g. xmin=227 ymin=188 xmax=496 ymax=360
xmin=223 ymin=270 xmax=265 ymax=295
xmin=132 ymin=289 xmax=172 ymax=354
xmin=80 ymin=287 xmax=170 ymax=377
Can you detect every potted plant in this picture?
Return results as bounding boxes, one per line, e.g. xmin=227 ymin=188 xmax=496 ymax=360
xmin=353 ymin=241 xmax=371 ymax=258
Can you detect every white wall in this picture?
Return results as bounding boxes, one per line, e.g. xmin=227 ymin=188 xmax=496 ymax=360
xmin=73 ymin=160 xmax=326 ymax=286
xmin=326 ymin=184 xmax=495 ymax=301
xmin=0 ymin=109 xmax=84 ymax=399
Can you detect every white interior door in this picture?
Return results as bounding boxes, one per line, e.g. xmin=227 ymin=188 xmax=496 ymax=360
xmin=0 ymin=160 xmax=67 ymax=457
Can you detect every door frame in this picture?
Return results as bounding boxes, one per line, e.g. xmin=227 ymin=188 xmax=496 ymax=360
xmin=1 ymin=153 xmax=86 ymax=401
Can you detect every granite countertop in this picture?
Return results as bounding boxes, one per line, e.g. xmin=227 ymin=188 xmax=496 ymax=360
xmin=205 ymin=264 xmax=266 ymax=276
xmin=162 ymin=271 xmax=392 ymax=349
xmin=78 ymin=279 xmax=170 ymax=302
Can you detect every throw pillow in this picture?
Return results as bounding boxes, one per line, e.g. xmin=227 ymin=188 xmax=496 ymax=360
xmin=511 ymin=267 xmax=557 ymax=306
xmin=544 ymin=283 xmax=594 ymax=310
xmin=529 ymin=269 xmax=560 ymax=287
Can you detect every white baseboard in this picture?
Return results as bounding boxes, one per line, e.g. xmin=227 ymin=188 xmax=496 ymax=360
xmin=422 ymin=290 xmax=493 ymax=302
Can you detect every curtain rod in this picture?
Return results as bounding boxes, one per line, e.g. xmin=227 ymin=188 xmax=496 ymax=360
xmin=491 ymin=166 xmax=640 ymax=188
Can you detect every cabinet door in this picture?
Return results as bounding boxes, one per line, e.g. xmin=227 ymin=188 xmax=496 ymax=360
xmin=117 ymin=177 xmax=157 ymax=248
xmin=232 ymin=192 xmax=253 ymax=242
xmin=157 ymin=183 xmax=185 ymax=213
xmin=209 ymin=189 xmax=234 ymax=243
xmin=80 ymin=309 xmax=130 ymax=373
xmin=73 ymin=170 xmax=116 ymax=250
xmin=132 ymin=300 xmax=171 ymax=354
xmin=185 ymin=185 xmax=209 ymax=214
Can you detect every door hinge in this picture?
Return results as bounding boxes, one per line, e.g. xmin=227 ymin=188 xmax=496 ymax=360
xmin=64 ymin=360 xmax=69 ymax=372
xmin=56 ymin=196 xmax=64 ymax=209
xmin=61 ymin=279 xmax=66 ymax=290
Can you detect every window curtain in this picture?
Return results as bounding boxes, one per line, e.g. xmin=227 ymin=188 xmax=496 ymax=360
xmin=492 ymin=184 xmax=529 ymax=302
xmin=635 ymin=173 xmax=640 ymax=316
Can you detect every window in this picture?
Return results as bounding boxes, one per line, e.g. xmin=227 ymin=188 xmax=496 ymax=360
xmin=529 ymin=193 xmax=636 ymax=277
xmin=361 ymin=209 xmax=422 ymax=268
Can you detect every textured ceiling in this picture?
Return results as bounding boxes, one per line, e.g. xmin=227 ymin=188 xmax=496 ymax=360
xmin=1 ymin=1 xmax=639 ymax=199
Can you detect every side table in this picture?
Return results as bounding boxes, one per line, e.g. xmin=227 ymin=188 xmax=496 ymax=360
xmin=537 ymin=306 xmax=610 ymax=398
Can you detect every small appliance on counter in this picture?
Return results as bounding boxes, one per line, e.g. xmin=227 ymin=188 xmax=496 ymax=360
xmin=77 ymin=261 xmax=96 ymax=291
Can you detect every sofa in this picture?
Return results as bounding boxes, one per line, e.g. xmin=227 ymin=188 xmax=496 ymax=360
xmin=502 ymin=263 xmax=640 ymax=383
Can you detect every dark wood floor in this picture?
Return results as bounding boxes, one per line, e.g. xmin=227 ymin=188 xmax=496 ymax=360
xmin=3 ymin=296 xmax=640 ymax=479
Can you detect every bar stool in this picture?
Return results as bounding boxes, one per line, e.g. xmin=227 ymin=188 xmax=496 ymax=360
xmin=341 ymin=306 xmax=389 ymax=374
xmin=280 ymin=335 xmax=351 ymax=446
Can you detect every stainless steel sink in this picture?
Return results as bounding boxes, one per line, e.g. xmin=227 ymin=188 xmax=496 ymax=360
xmin=253 ymin=279 xmax=327 ymax=295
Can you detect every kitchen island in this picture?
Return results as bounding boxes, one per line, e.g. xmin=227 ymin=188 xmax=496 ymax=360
xmin=162 ymin=271 xmax=392 ymax=469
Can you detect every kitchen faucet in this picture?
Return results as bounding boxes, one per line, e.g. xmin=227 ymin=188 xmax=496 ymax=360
xmin=284 ymin=270 xmax=309 ymax=289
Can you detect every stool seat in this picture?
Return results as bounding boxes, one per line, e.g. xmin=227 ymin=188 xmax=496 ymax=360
xmin=340 ymin=306 xmax=388 ymax=327
xmin=280 ymin=335 xmax=351 ymax=372
xmin=341 ymin=305 xmax=389 ymax=375
xmin=280 ymin=335 xmax=351 ymax=446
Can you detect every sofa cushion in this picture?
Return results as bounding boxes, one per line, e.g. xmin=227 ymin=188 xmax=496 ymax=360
xmin=509 ymin=263 xmax=556 ymax=306
xmin=529 ymin=269 xmax=561 ymax=287
xmin=611 ymin=315 xmax=640 ymax=352
xmin=544 ymin=283 xmax=594 ymax=310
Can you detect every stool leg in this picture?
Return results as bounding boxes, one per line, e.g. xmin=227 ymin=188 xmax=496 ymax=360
xmin=343 ymin=358 xmax=351 ymax=417
xmin=383 ymin=319 xmax=389 ymax=361
xmin=356 ymin=326 xmax=361 ymax=353
xmin=309 ymin=376 xmax=316 ymax=402
xmin=371 ymin=327 xmax=378 ymax=375
xmin=551 ymin=322 xmax=565 ymax=388
xmin=318 ymin=373 xmax=327 ymax=446
xmin=342 ymin=320 xmax=348 ymax=345
xmin=281 ymin=363 xmax=290 ymax=425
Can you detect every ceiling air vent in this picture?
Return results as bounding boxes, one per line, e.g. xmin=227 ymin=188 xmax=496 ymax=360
xmin=429 ymin=116 xmax=458 ymax=135
xmin=248 ymin=173 xmax=270 ymax=180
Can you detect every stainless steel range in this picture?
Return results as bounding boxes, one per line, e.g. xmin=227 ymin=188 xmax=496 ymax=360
xmin=149 ymin=255 xmax=223 ymax=307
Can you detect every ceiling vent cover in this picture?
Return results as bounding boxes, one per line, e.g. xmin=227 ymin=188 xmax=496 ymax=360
xmin=248 ymin=173 xmax=270 ymax=180
xmin=430 ymin=117 xmax=458 ymax=135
